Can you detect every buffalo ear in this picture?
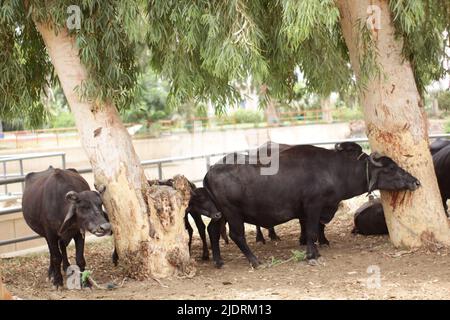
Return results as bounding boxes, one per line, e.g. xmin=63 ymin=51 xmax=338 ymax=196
xmin=66 ymin=191 xmax=79 ymax=203
xmin=59 ymin=206 xmax=77 ymax=236
xmin=95 ymin=184 xmax=106 ymax=195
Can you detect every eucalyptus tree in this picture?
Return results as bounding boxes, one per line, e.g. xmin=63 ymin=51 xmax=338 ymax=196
xmin=147 ymin=0 xmax=450 ymax=248
xmin=0 ymin=1 xmax=193 ymax=278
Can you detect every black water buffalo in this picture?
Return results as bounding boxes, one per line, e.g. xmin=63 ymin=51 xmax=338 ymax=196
xmin=213 ymin=142 xmax=364 ymax=249
xmin=185 ymin=186 xmax=222 ymax=260
xmin=430 ymin=138 xmax=450 ymax=155
xmin=433 ymin=145 xmax=450 ymax=214
xmin=352 ymin=198 xmax=387 ymax=235
xmin=22 ymin=167 xmax=111 ymax=288
xmin=204 ymin=142 xmax=420 ymax=268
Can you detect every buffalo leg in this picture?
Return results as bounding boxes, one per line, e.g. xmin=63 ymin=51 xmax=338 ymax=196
xmin=59 ymin=239 xmax=70 ymax=272
xmin=268 ymin=227 xmax=281 ymax=241
xmin=112 ymin=247 xmax=119 ymax=266
xmin=74 ymin=233 xmax=86 ymax=272
xmin=305 ymin=205 xmax=321 ymax=260
xmin=443 ymin=198 xmax=449 ymax=217
xmin=228 ymin=218 xmax=260 ymax=268
xmin=219 ymin=219 xmax=229 ymax=244
xmin=191 ymin=212 xmax=209 ymax=260
xmin=299 ymin=220 xmax=307 ymax=245
xmin=46 ymin=235 xmax=63 ymax=288
xmin=207 ymin=219 xmax=224 ymax=268
xmin=318 ymin=223 xmax=329 ymax=246
xmin=45 ymin=238 xmax=55 ymax=281
xmin=255 ymin=226 xmax=266 ymax=244
xmin=184 ymin=214 xmax=194 ymax=252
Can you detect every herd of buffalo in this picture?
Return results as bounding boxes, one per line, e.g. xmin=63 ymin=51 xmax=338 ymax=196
xmin=21 ymin=139 xmax=450 ymax=288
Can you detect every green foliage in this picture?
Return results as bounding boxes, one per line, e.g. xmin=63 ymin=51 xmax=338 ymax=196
xmin=437 ymin=90 xmax=450 ymax=112
xmin=390 ymin=0 xmax=450 ymax=94
xmin=232 ymin=109 xmax=264 ymax=124
xmin=1 ymin=0 xmax=144 ymax=128
xmin=49 ymin=110 xmax=75 ymax=128
xmin=266 ymin=250 xmax=306 ymax=268
xmin=445 ymin=120 xmax=450 ymax=134
xmin=121 ymin=67 xmax=170 ymax=123
xmin=0 ymin=0 xmax=53 ymax=127
xmin=146 ymin=0 xmax=352 ymax=109
xmin=332 ymin=106 xmax=363 ymax=122
xmin=1 ymin=0 xmax=449 ymax=126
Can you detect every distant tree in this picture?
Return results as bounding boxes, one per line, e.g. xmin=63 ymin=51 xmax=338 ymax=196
xmin=121 ymin=67 xmax=170 ymax=124
xmin=436 ymin=90 xmax=450 ymax=112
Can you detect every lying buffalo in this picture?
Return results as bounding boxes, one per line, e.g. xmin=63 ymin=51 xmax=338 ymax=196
xmin=22 ymin=167 xmax=111 ymax=288
xmin=352 ymin=198 xmax=387 ymax=235
xmin=204 ymin=142 xmax=420 ymax=268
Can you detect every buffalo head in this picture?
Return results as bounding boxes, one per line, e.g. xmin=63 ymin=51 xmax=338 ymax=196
xmin=59 ymin=185 xmax=111 ymax=237
xmin=368 ymin=153 xmax=420 ymax=192
xmin=187 ymin=187 xmax=222 ymax=220
xmin=335 ymin=142 xmax=364 ymax=159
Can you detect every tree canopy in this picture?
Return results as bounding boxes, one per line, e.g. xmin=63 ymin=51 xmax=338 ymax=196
xmin=0 ymin=0 xmax=449 ymax=125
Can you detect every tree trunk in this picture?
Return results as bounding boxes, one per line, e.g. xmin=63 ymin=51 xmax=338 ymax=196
xmin=0 ymin=275 xmax=12 ymax=300
xmin=337 ymin=0 xmax=450 ymax=248
xmin=265 ymin=97 xmax=279 ymax=126
xmin=34 ymin=22 xmax=194 ymax=278
xmin=321 ymin=95 xmax=333 ymax=123
xmin=431 ymin=98 xmax=440 ymax=118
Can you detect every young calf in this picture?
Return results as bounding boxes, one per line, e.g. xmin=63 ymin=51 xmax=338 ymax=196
xmin=22 ymin=167 xmax=111 ymax=288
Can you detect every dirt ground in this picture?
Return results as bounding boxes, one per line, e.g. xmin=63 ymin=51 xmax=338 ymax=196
xmin=2 ymin=197 xmax=450 ymax=300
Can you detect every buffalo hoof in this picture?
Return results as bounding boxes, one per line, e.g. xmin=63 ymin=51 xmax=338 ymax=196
xmin=52 ymin=279 xmax=64 ymax=290
xmin=307 ymin=257 xmax=325 ymax=266
xmin=307 ymin=259 xmax=320 ymax=266
xmin=256 ymin=237 xmax=266 ymax=244
xmin=214 ymin=260 xmax=224 ymax=268
xmin=201 ymin=254 xmax=210 ymax=261
xmin=250 ymin=259 xmax=261 ymax=269
xmin=270 ymin=235 xmax=281 ymax=242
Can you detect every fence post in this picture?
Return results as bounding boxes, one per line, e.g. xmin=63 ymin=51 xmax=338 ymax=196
xmin=157 ymin=163 xmax=163 ymax=180
xmin=19 ymin=159 xmax=24 ymax=192
xmin=2 ymin=161 xmax=7 ymax=195
xmin=61 ymin=154 xmax=66 ymax=169
xmin=206 ymin=156 xmax=211 ymax=171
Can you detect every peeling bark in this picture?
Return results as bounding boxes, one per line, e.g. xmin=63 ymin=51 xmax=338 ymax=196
xmin=337 ymin=0 xmax=450 ymax=248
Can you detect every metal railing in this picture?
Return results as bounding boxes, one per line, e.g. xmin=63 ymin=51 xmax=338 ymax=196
xmin=1 ymin=133 xmax=450 ymax=248
xmin=1 ymin=152 xmax=66 ymax=196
